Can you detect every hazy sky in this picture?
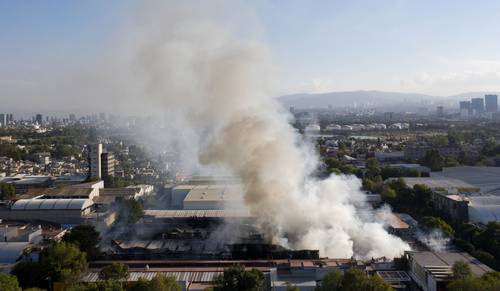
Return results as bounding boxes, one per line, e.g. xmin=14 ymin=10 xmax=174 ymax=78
xmin=2 ymin=0 xmax=500 ymax=113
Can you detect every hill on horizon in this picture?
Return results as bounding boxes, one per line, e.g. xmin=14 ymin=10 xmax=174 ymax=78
xmin=278 ymin=90 xmax=500 ymax=111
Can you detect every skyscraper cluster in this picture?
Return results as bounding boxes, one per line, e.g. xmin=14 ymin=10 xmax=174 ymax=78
xmin=459 ymin=94 xmax=498 ymax=118
xmin=0 ymin=113 xmax=14 ymax=127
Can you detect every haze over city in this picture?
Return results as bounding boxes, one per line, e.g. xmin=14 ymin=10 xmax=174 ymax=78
xmin=0 ymin=1 xmax=500 ymax=291
xmin=3 ymin=0 xmax=500 ymax=115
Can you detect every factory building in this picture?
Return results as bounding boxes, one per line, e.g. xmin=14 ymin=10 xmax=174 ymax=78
xmin=6 ymin=198 xmax=95 ymax=225
xmin=171 ymin=183 xmax=245 ymax=210
xmin=406 ymin=251 xmax=492 ymax=291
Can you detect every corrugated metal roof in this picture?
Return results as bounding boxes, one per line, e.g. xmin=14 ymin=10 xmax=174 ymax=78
xmin=144 ymin=209 xmax=252 ymax=218
xmin=12 ymin=198 xmax=93 ymax=210
xmin=81 ymin=271 xmax=222 ymax=283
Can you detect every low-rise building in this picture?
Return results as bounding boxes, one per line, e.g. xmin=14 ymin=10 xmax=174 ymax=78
xmin=406 ymin=251 xmax=492 ymax=291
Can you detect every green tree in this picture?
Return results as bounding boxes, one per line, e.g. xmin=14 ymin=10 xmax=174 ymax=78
xmin=341 ymin=269 xmax=392 ymax=291
xmin=64 ymin=224 xmax=100 ymax=260
xmin=452 ymin=261 xmax=472 ymax=280
xmin=24 ymin=288 xmax=46 ymax=291
xmin=413 ymin=184 xmax=433 ymax=210
xmin=0 ymin=273 xmax=21 ymax=291
xmin=11 ymin=261 xmax=48 ymax=290
xmin=42 ymin=242 xmax=88 ymax=283
xmin=366 ymin=158 xmax=381 ymax=178
xmin=285 ymin=284 xmax=300 ymax=291
xmin=66 ymin=281 xmax=123 ymax=291
xmin=0 ymin=182 xmax=16 ymax=200
xmin=448 ymin=272 xmax=500 ymax=291
xmin=149 ymin=274 xmax=181 ymax=291
xmin=99 ymin=263 xmax=129 ymax=281
xmin=315 ymin=269 xmax=342 ymax=291
xmin=213 ymin=265 xmax=264 ymax=291
xmin=128 ymin=278 xmax=151 ymax=291
xmin=381 ymin=187 xmax=397 ymax=201
xmin=422 ymin=216 xmax=455 ymax=238
xmin=421 ymin=150 xmax=444 ymax=171
xmin=118 ymin=198 xmax=144 ymax=224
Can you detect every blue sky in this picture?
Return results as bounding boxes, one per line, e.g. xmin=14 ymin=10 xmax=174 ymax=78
xmin=2 ymin=0 xmax=500 ymax=102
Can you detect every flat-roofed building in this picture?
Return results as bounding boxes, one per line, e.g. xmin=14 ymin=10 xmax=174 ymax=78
xmin=183 ymin=184 xmax=244 ymax=210
xmin=88 ymin=144 xmax=102 ymax=179
xmin=406 ymin=251 xmax=492 ymax=291
xmin=400 ymin=177 xmax=477 ymax=193
xmin=101 ymin=152 xmax=115 ymax=177
xmin=431 ymin=166 xmax=500 ymax=195
xmin=1 ymin=198 xmax=95 ymax=225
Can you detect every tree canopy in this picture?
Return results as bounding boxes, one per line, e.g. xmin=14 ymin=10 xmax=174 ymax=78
xmin=315 ymin=269 xmax=392 ymax=291
xmin=0 ymin=182 xmax=16 ymax=200
xmin=99 ymin=263 xmax=129 ymax=281
xmin=42 ymin=242 xmax=88 ymax=283
xmin=64 ymin=224 xmax=100 ymax=260
xmin=448 ymin=271 xmax=500 ymax=291
xmin=0 ymin=273 xmax=21 ymax=291
xmin=452 ymin=261 xmax=472 ymax=280
xmin=213 ymin=265 xmax=265 ymax=291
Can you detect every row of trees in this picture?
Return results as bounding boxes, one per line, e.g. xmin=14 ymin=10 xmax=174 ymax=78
xmin=315 ymin=268 xmax=392 ymax=291
xmin=205 ymin=265 xmax=392 ymax=291
xmin=447 ymin=261 xmax=500 ymax=291
xmin=0 ymin=182 xmax=16 ymax=200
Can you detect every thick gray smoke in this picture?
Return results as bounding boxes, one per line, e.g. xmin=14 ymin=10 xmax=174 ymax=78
xmin=121 ymin=3 xmax=410 ymax=259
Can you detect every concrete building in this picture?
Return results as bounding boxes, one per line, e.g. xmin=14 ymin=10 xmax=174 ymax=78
xmin=404 ymin=145 xmax=460 ymax=161
xmin=0 ymin=114 xmax=6 ymax=127
xmin=467 ymin=195 xmax=500 ymax=224
xmin=181 ymin=185 xmax=244 ymax=210
xmin=35 ymin=114 xmax=43 ymax=125
xmin=431 ymin=166 xmax=500 ymax=195
xmin=406 ymin=251 xmax=492 ymax=291
xmin=88 ymin=144 xmax=103 ymax=179
xmin=459 ymin=101 xmax=471 ymax=118
xmin=436 ymin=106 xmax=444 ymax=117
xmin=0 ymin=175 xmax=54 ymax=194
xmin=485 ymin=94 xmax=498 ymax=113
xmin=430 ymin=192 xmax=469 ymax=223
xmin=101 ymin=152 xmax=115 ymax=177
xmin=2 ymin=198 xmax=94 ymax=225
xmin=471 ymin=98 xmax=485 ymax=115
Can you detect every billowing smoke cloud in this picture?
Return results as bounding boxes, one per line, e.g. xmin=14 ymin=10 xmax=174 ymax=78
xmin=125 ymin=2 xmax=410 ymax=259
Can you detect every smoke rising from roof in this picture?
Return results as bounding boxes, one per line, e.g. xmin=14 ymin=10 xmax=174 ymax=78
xmin=125 ymin=2 xmax=410 ymax=259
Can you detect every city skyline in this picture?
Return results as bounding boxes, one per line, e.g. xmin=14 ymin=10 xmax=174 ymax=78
xmin=2 ymin=1 xmax=500 ymax=114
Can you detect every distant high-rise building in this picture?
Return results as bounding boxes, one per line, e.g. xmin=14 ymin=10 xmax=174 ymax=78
xmin=485 ymin=94 xmax=498 ymax=112
xmin=459 ymin=101 xmax=471 ymax=110
xmin=101 ymin=152 xmax=115 ymax=177
xmin=0 ymin=114 xmax=6 ymax=127
xmin=436 ymin=106 xmax=444 ymax=117
xmin=69 ymin=114 xmax=76 ymax=122
xmin=88 ymin=144 xmax=103 ymax=179
xmin=384 ymin=112 xmax=394 ymax=121
xmin=35 ymin=114 xmax=43 ymax=125
xmin=471 ymin=98 xmax=485 ymax=115
xmin=99 ymin=112 xmax=106 ymax=121
xmin=7 ymin=114 xmax=13 ymax=124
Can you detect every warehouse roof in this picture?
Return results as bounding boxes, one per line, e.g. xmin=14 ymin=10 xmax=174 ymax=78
xmin=432 ymin=166 xmax=500 ymax=194
xmin=81 ymin=271 xmax=221 ymax=283
xmin=401 ymin=177 xmax=475 ymax=189
xmin=408 ymin=251 xmax=492 ymax=277
xmin=184 ymin=185 xmax=244 ymax=202
xmin=144 ymin=209 xmax=252 ymax=218
xmin=0 ymin=242 xmax=29 ymax=263
xmin=11 ymin=199 xmax=93 ymax=211
xmin=25 ymin=187 xmax=93 ymax=198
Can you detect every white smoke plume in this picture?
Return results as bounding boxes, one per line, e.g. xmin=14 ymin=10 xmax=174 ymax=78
xmin=117 ymin=2 xmax=410 ymax=259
